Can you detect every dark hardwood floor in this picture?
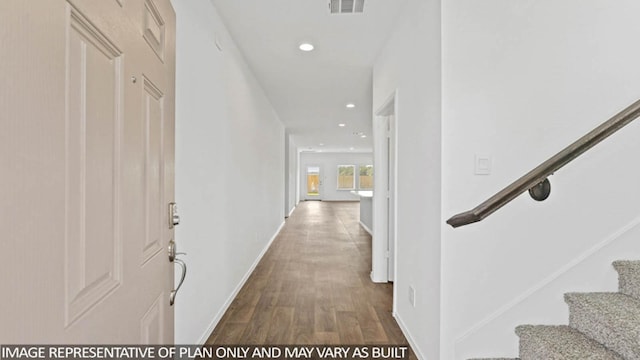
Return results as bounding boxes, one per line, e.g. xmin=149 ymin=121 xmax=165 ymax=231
xmin=206 ymin=201 xmax=413 ymax=355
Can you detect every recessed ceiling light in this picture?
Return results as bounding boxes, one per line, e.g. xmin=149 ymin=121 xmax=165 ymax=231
xmin=346 ymin=103 xmax=355 ymax=108
xmin=299 ymin=43 xmax=314 ymax=52
xmin=319 ymin=143 xmax=324 ymax=146
xmin=338 ymin=123 xmax=346 ymax=127
xmin=360 ymin=134 xmax=367 ymax=138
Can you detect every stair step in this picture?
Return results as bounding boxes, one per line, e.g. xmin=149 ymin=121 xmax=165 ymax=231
xmin=565 ymin=292 xmax=640 ymax=359
xmin=613 ymin=260 xmax=640 ymax=300
xmin=515 ymin=325 xmax=623 ymax=360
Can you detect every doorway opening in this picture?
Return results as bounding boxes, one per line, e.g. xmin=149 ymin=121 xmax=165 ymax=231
xmin=305 ymin=165 xmax=322 ymax=200
xmin=372 ymin=91 xmax=397 ymax=289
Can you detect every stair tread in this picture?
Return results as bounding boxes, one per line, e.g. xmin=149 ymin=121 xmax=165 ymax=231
xmin=613 ymin=260 xmax=640 ymax=300
xmin=565 ymin=292 xmax=640 ymax=326
xmin=613 ymin=260 xmax=640 ymax=269
xmin=565 ymin=292 xmax=640 ymax=359
xmin=516 ymin=325 xmax=623 ymax=359
xmin=469 ymin=262 xmax=640 ymax=359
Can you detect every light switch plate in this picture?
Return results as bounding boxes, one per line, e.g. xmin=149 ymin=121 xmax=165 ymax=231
xmin=409 ymin=285 xmax=416 ymax=308
xmin=475 ymin=154 xmax=492 ymax=175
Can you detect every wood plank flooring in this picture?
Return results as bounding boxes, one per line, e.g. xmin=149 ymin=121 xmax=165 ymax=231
xmin=206 ymin=201 xmax=414 ymax=355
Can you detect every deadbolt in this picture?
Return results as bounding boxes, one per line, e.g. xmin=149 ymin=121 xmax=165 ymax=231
xmin=168 ymin=202 xmax=180 ymax=228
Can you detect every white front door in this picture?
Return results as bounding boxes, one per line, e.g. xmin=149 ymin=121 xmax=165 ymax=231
xmin=1 ymin=0 xmax=176 ymax=343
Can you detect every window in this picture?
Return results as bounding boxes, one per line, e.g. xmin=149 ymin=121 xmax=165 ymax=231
xmin=359 ymin=165 xmax=373 ymax=189
xmin=337 ymin=165 xmax=355 ymax=190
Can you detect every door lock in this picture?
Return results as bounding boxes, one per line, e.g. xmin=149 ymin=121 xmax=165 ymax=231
xmin=168 ymin=202 xmax=180 ymax=228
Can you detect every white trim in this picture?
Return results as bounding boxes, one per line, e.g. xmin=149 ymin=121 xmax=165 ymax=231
xmin=303 ymin=164 xmax=323 ymax=201
xmin=358 ymin=164 xmax=374 ymax=190
xmin=370 ymin=271 xmax=386 ymax=283
xmin=296 ymin=150 xmax=301 ymax=205
xmin=336 ymin=164 xmax=356 ymax=190
xmin=376 ymin=90 xmax=397 ymax=117
xmin=359 ymin=220 xmax=373 ymax=235
xmin=394 ymin=311 xmax=425 ymax=360
xmin=454 ymin=213 xmax=640 ymax=345
xmin=372 ymin=97 xmax=391 ymax=282
xmin=196 ymin=220 xmax=286 ymax=345
xmin=287 ymin=205 xmax=296 ymax=218
xmin=372 ymin=89 xmax=399 ymax=285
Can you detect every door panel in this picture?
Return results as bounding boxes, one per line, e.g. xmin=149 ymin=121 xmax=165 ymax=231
xmin=0 ymin=0 xmax=176 ymax=343
xmin=143 ymin=76 xmax=165 ymax=265
xmin=65 ymin=4 xmax=124 ymax=327
xmin=143 ymin=0 xmax=166 ymax=61
xmin=140 ymin=294 xmax=164 ymax=344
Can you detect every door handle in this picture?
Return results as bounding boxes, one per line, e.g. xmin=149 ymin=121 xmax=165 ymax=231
xmin=168 ymin=240 xmax=176 ymax=262
xmin=170 ymin=257 xmax=187 ymax=306
xmin=168 ymin=240 xmax=186 ymax=306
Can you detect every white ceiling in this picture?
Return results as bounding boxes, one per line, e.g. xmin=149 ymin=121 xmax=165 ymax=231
xmin=210 ymin=0 xmax=408 ymax=152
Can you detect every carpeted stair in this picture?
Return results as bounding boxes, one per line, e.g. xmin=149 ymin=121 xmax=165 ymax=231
xmin=470 ymin=260 xmax=640 ymax=360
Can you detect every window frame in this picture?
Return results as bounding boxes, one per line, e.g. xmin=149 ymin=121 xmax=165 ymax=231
xmin=336 ymin=164 xmax=356 ymax=190
xmin=358 ymin=164 xmax=374 ymax=190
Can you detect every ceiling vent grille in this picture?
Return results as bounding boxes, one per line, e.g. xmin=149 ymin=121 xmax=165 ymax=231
xmin=330 ymin=0 xmax=365 ymax=14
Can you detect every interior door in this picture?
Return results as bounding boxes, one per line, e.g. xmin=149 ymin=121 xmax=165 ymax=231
xmin=305 ymin=165 xmax=323 ymax=200
xmin=1 ymin=0 xmax=176 ymax=343
xmin=387 ymin=115 xmax=396 ymax=282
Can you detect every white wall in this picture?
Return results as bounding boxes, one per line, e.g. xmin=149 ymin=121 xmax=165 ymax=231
xmin=372 ymin=0 xmax=442 ymax=358
xmin=172 ymin=0 xmax=285 ymax=344
xmin=441 ymin=1 xmax=640 ymax=358
xmin=299 ymin=152 xmax=373 ymax=201
xmin=170 ymin=0 xmax=640 ymax=354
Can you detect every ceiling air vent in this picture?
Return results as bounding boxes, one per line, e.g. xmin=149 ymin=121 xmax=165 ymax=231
xmin=330 ymin=0 xmax=365 ymax=14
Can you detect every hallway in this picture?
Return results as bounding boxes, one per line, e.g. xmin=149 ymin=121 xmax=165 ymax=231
xmin=206 ymin=201 xmax=410 ymax=347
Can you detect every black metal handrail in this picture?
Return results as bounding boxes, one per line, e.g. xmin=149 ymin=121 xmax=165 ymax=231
xmin=447 ymin=98 xmax=640 ymax=228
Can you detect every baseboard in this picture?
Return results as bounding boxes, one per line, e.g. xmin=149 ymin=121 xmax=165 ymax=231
xmin=287 ymin=205 xmax=296 ymax=218
xmin=359 ymin=221 xmax=373 ymax=235
xmin=370 ymin=271 xmax=387 ymax=283
xmin=196 ymin=220 xmax=286 ymax=345
xmin=454 ymin=213 xmax=640 ymax=346
xmin=394 ymin=312 xmax=425 ymax=360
